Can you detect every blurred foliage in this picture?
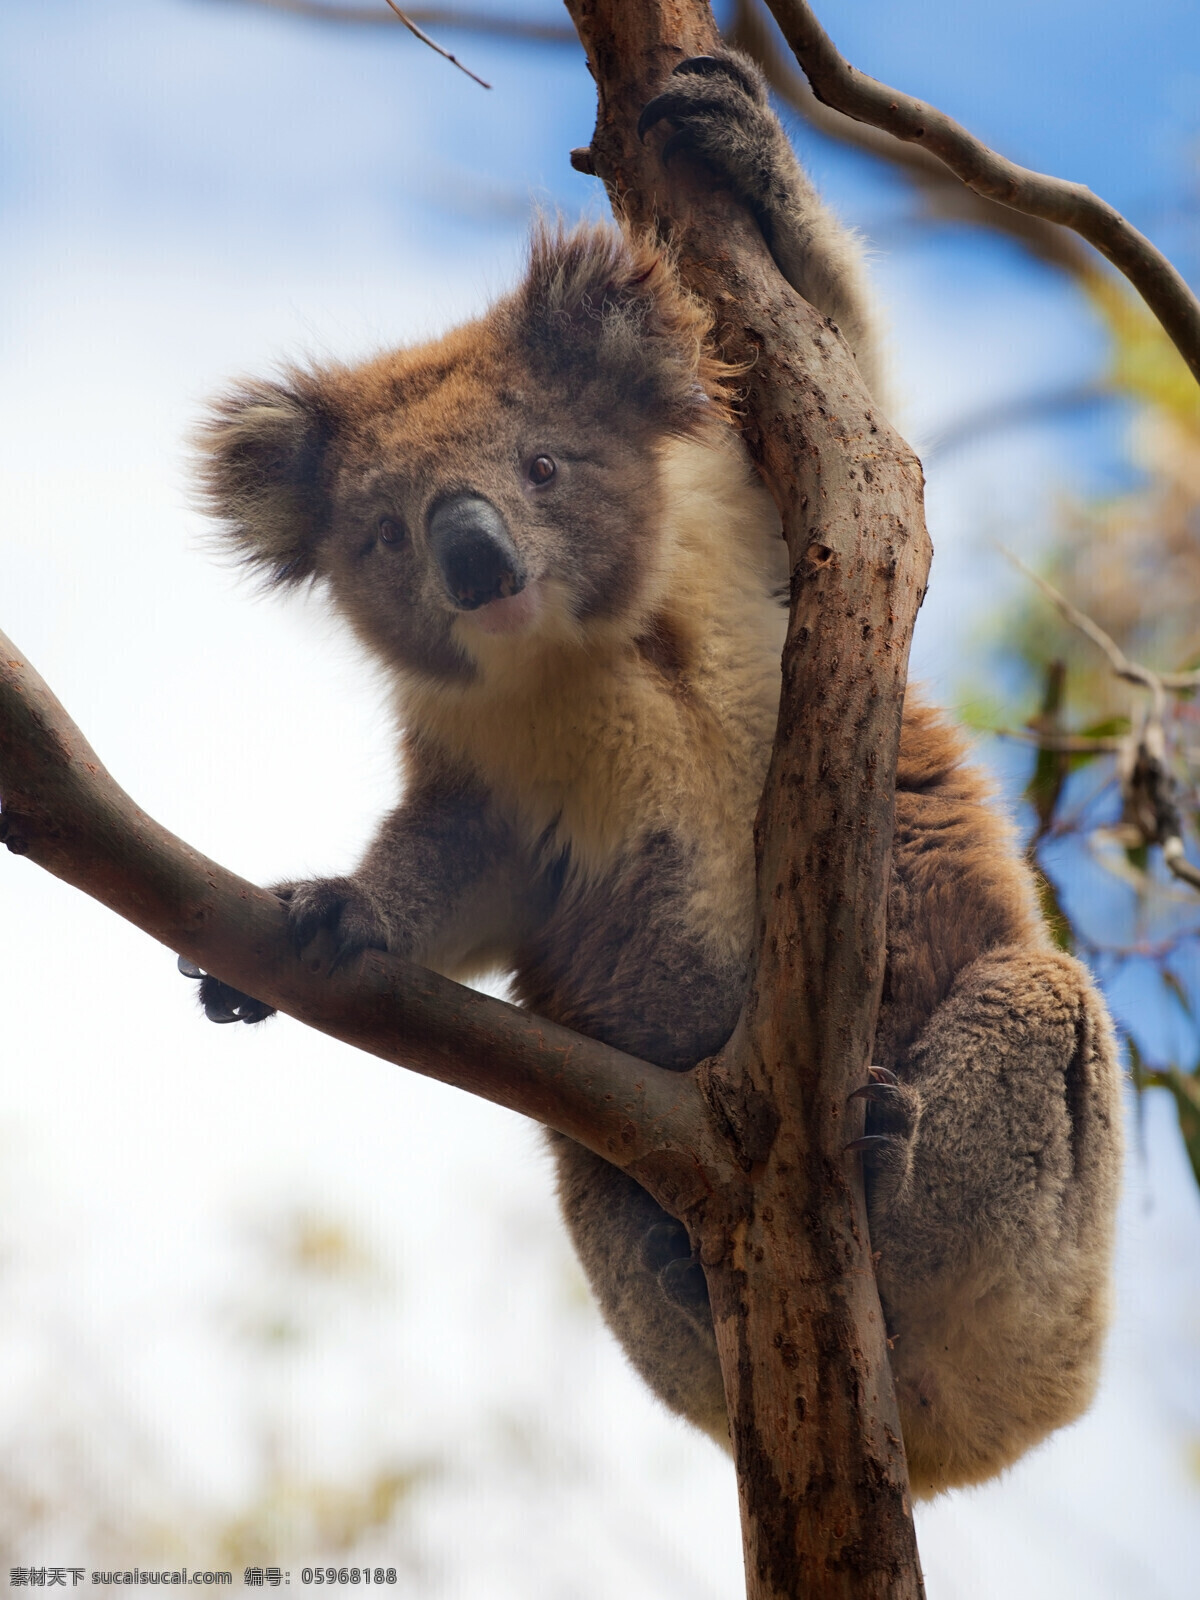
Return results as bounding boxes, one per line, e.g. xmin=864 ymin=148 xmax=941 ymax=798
xmin=982 ymin=267 xmax=1200 ymax=1195
xmin=1001 ymin=279 xmax=1200 ymax=721
xmin=0 ymin=1199 xmax=438 ymax=1574
xmin=217 ymin=1464 xmax=433 ymax=1567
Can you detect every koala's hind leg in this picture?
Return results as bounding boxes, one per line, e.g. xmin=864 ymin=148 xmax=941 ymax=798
xmin=548 ymin=1132 xmax=730 ymax=1449
xmin=638 ymin=50 xmax=885 ymax=400
xmin=866 ymin=947 xmax=1123 ymax=1496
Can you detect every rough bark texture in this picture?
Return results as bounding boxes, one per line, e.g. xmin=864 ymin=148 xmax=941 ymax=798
xmin=565 ymin=0 xmax=930 ymax=1594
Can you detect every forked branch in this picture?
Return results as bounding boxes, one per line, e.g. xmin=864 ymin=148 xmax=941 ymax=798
xmin=765 ymin=0 xmax=1200 ymax=385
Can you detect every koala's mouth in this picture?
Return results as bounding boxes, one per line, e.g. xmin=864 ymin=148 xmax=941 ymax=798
xmin=460 ymin=579 xmax=544 ymax=636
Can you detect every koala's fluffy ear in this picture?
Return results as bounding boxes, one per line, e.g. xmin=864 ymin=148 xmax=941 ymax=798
xmin=511 ymin=222 xmax=731 ymax=430
xmin=195 ymin=372 xmax=335 ymax=587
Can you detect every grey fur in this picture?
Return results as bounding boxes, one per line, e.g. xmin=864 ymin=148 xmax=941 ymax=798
xmin=191 ymin=52 xmax=1122 ymax=1495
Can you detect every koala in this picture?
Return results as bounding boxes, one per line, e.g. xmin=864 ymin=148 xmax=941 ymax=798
xmin=188 ymin=54 xmax=1122 ymax=1497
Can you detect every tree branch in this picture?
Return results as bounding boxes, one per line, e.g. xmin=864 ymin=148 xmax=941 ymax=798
xmin=0 ymin=631 xmax=728 ymax=1202
xmin=381 ymin=0 xmax=491 ymax=88
xmin=764 ymin=0 xmax=1200 ymax=386
xmin=728 ymin=0 xmax=1095 ymax=280
xmin=998 ymin=728 xmax=1126 ymax=754
xmin=210 ymin=0 xmax=578 ymax=44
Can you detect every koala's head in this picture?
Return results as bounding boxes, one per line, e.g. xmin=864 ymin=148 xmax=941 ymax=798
xmin=197 ymin=224 xmax=731 ymax=682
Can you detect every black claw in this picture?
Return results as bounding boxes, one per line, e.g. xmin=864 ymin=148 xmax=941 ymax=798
xmin=204 ymin=1000 xmax=241 ymax=1024
xmin=637 ymin=92 xmax=675 ymax=142
xmin=672 ymin=52 xmax=760 ymax=95
xmin=844 ymin=1134 xmax=898 ymax=1155
xmin=672 ymin=54 xmax=722 ymax=77
xmin=0 ymin=814 xmax=9 ymax=841
xmin=177 ymin=955 xmax=205 ymax=980
xmin=869 ymin=1065 xmax=899 ymax=1085
xmin=848 ymin=1082 xmax=905 ymax=1106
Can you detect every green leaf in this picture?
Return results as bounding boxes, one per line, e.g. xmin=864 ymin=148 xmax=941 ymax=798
xmin=1125 ymin=841 xmax=1150 ymax=873
xmin=1078 ymin=716 xmax=1132 ymax=739
xmin=1024 ymin=661 xmax=1069 ymax=831
xmin=1126 ymin=1032 xmax=1144 ymax=1095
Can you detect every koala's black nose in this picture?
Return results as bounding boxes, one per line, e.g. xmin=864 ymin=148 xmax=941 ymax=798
xmin=428 ymin=494 xmax=526 ymax=610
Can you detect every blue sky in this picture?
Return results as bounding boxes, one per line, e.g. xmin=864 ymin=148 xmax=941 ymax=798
xmin=1 ymin=2 xmax=1199 ymax=1593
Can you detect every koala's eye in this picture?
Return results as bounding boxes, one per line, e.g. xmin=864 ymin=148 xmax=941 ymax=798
xmin=528 ymin=455 xmax=557 ymax=486
xmin=377 ymin=516 xmax=406 ymax=545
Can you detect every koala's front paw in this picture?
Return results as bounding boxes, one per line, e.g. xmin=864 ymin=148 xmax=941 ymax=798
xmin=643 ymin=1221 xmax=710 ymax=1312
xmin=845 ymin=1066 xmax=922 ymax=1210
xmin=637 ymin=52 xmax=778 ymax=214
xmin=177 ymin=877 xmax=388 ymax=1027
xmin=275 ymin=876 xmax=390 ymax=970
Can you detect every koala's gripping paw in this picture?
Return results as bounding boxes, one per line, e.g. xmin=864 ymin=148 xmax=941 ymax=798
xmin=642 ymin=1221 xmax=710 ymax=1312
xmin=274 ymin=876 xmax=390 ymax=968
xmin=178 ymin=956 xmax=277 ymax=1027
xmin=177 ymin=876 xmax=389 ymax=1026
xmin=637 ymin=52 xmax=780 ymax=218
xmin=845 ymin=1065 xmax=922 ymax=1210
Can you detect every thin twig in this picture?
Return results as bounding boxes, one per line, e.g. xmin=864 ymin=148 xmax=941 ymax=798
xmin=1077 ymin=925 xmax=1200 ymax=963
xmin=1002 ymin=552 xmax=1200 ymax=894
xmin=382 ymin=0 xmax=490 ymax=87
xmin=765 ymin=0 xmax=1200 ymax=386
xmin=1002 ymin=550 xmax=1200 ymax=697
xmin=994 ymin=728 xmax=1125 ymax=754
xmin=920 ymin=382 xmax=1109 ymax=460
xmin=213 ymin=0 xmax=576 ymax=43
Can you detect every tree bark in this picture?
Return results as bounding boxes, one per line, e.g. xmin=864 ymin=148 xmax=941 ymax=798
xmin=564 ymin=1 xmax=929 ymax=1594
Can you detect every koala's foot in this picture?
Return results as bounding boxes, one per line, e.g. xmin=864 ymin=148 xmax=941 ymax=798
xmin=845 ymin=1065 xmax=922 ymax=1210
xmin=642 ymin=1221 xmax=710 ymax=1311
xmin=637 ymin=52 xmax=782 ymax=231
xmin=178 ymin=876 xmax=389 ymax=1026
xmin=179 ymin=956 xmax=277 ymax=1026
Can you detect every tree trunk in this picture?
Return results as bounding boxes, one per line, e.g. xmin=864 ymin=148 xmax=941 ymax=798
xmin=564 ymin=1 xmax=931 ymax=1593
